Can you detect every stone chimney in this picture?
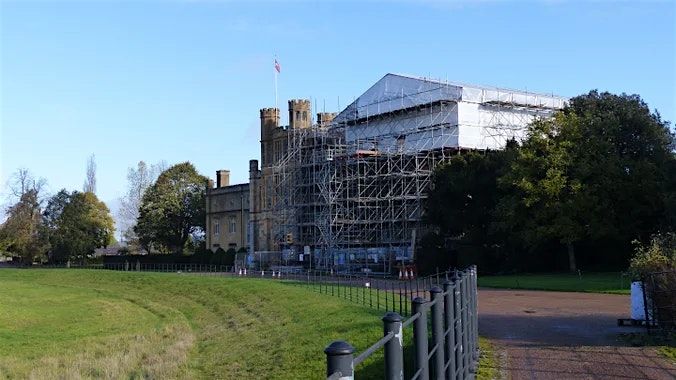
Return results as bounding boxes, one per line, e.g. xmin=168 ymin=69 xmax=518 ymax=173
xmin=216 ymin=170 xmax=230 ymax=188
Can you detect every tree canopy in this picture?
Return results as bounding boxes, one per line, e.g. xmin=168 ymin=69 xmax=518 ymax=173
xmin=425 ymin=90 xmax=675 ymax=273
xmin=0 ymin=189 xmax=49 ymax=263
xmin=44 ymin=190 xmax=115 ymax=264
xmin=135 ymin=162 xmax=208 ymax=254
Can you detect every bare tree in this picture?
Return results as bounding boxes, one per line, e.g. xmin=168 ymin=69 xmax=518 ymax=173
xmin=7 ymin=169 xmax=46 ymax=201
xmin=83 ymin=154 xmax=96 ymax=194
xmin=4 ymin=169 xmax=47 ymax=212
xmin=118 ymin=160 xmax=166 ymax=251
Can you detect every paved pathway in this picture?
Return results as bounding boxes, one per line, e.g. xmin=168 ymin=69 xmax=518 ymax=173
xmin=478 ymin=289 xmax=676 ymax=379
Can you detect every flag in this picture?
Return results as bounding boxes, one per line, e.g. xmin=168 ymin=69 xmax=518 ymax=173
xmin=274 ymin=59 xmax=281 ymax=73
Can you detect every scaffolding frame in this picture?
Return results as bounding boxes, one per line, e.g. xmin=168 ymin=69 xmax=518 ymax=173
xmin=261 ymin=76 xmax=565 ymax=273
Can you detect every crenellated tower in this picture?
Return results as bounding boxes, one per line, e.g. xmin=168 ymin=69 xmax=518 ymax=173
xmin=288 ymin=99 xmax=312 ymax=129
xmin=259 ymin=107 xmax=280 ymax=167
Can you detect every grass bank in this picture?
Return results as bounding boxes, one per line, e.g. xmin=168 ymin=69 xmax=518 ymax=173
xmin=0 ymin=269 xmax=389 ymax=379
xmin=0 ymin=269 xmax=492 ymax=379
xmin=477 ymin=272 xmax=629 ymax=295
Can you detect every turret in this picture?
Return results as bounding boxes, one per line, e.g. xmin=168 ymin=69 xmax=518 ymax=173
xmin=288 ymin=99 xmax=311 ymax=129
xmin=260 ymin=108 xmax=280 ymax=166
xmin=260 ymin=108 xmax=280 ymax=141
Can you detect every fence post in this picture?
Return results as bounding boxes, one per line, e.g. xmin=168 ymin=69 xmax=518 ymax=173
xmin=443 ymin=280 xmax=456 ymax=379
xmin=429 ymin=287 xmax=445 ymax=380
xmin=412 ymin=297 xmax=429 ymax=380
xmin=325 ymin=340 xmax=355 ymax=380
xmin=452 ymin=271 xmax=464 ymax=377
xmin=471 ymin=265 xmax=479 ymax=364
xmin=383 ymin=312 xmax=404 ymax=380
xmin=460 ymin=271 xmax=470 ymax=378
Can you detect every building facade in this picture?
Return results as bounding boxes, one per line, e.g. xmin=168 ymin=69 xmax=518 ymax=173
xmin=207 ymin=73 xmax=565 ymax=271
xmin=205 ymin=170 xmax=250 ymax=251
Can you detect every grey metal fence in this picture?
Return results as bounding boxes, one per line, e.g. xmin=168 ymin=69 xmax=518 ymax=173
xmin=245 ymin=267 xmax=460 ymax=317
xmin=23 ymin=262 xmax=234 ymax=275
xmin=324 ymin=266 xmax=479 ymax=380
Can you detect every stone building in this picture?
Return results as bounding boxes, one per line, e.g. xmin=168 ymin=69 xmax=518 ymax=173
xmin=207 ymin=73 xmax=565 ymax=271
xmin=248 ymin=99 xmax=337 ymax=254
xmin=205 ymin=170 xmax=249 ymax=251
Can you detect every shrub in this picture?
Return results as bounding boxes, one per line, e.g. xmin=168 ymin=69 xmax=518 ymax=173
xmin=629 ymin=233 xmax=676 ymax=280
xmin=629 ymin=233 xmax=676 ymax=330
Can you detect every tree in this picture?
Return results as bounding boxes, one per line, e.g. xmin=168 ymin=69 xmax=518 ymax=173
xmin=495 ymin=114 xmax=587 ymax=272
xmin=117 ymin=160 xmax=166 ymax=252
xmin=0 ymin=169 xmax=49 ymax=263
xmin=0 ymin=190 xmax=49 ymax=263
xmin=83 ymin=154 xmax=97 ymax=194
xmin=135 ymin=162 xmax=208 ymax=254
xmin=496 ymin=91 xmax=675 ymax=271
xmin=5 ymin=168 xmax=46 ymax=203
xmin=44 ymin=190 xmax=115 ymax=264
xmin=424 ymin=147 xmax=516 ymax=272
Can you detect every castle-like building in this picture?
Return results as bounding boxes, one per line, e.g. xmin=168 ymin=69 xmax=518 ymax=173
xmin=206 ymin=99 xmax=336 ymax=257
xmin=207 ymin=73 xmax=566 ymax=272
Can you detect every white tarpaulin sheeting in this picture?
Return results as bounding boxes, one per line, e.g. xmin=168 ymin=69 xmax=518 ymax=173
xmin=334 ymin=73 xmax=567 ymax=124
xmin=333 ymin=73 xmax=567 ymax=151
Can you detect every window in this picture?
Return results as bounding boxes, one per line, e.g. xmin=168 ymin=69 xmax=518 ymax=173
xmin=213 ymin=220 xmax=220 ymax=236
xmin=296 ymin=111 xmax=300 ymax=122
xmin=302 ymin=111 xmax=307 ymax=121
xmin=229 ymin=217 xmax=237 ymax=233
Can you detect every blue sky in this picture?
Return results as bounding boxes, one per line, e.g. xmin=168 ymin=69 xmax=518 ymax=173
xmin=2 ymin=0 xmax=674 ymax=218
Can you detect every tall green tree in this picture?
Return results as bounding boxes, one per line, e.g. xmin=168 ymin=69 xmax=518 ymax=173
xmin=135 ymin=162 xmax=208 ymax=254
xmin=495 ymin=113 xmax=587 ymax=271
xmin=496 ymin=91 xmax=675 ymax=271
xmin=44 ymin=190 xmax=115 ymax=264
xmin=423 ymin=147 xmax=517 ymax=271
xmin=426 ymin=147 xmax=515 ymax=243
xmin=0 ymin=169 xmax=49 ymax=263
xmin=0 ymin=190 xmax=49 ymax=263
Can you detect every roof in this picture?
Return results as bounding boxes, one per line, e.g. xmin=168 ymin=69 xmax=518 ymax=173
xmin=333 ymin=73 xmax=567 ymax=124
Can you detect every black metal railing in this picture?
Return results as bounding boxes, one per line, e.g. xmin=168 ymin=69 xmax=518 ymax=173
xmin=324 ymin=266 xmax=479 ymax=380
xmin=643 ymin=269 xmax=676 ymax=334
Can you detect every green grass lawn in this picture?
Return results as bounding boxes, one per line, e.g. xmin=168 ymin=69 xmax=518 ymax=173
xmin=477 ymin=272 xmax=630 ymax=295
xmin=0 ymin=269 xmax=493 ymax=379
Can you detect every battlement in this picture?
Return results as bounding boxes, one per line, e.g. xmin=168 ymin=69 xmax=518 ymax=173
xmin=288 ymin=99 xmax=311 ymax=129
xmin=317 ymin=112 xmax=337 ymax=127
xmin=260 ymin=108 xmax=280 ymax=118
xmin=288 ymin=99 xmax=311 ymax=109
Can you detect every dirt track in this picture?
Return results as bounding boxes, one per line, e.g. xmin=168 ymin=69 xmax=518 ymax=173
xmin=478 ymin=289 xmax=676 ymax=379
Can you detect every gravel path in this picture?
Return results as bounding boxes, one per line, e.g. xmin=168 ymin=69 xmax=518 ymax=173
xmin=478 ymin=289 xmax=676 ymax=379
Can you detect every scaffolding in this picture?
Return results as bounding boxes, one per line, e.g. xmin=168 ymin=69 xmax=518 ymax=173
xmin=260 ymin=74 xmax=566 ymax=273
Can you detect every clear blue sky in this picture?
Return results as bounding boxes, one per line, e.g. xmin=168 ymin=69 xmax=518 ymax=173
xmin=2 ymin=0 xmax=674 ymax=214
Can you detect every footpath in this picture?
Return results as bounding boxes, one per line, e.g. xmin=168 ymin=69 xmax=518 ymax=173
xmin=479 ymin=289 xmax=676 ymax=379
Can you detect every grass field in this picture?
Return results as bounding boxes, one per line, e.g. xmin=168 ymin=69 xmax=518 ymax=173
xmin=477 ymin=272 xmax=630 ymax=295
xmin=0 ymin=269 xmax=494 ymax=379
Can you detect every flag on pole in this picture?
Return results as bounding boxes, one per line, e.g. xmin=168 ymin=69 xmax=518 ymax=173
xmin=274 ymin=59 xmax=281 ymax=73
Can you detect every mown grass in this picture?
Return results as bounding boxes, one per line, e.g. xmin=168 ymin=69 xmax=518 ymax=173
xmin=477 ymin=272 xmax=630 ymax=295
xmin=0 ymin=269 xmax=391 ymax=379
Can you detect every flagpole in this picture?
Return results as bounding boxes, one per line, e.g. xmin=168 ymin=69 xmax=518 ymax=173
xmin=274 ymin=56 xmax=278 ymax=110
xmin=275 ymin=69 xmax=278 ymax=110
